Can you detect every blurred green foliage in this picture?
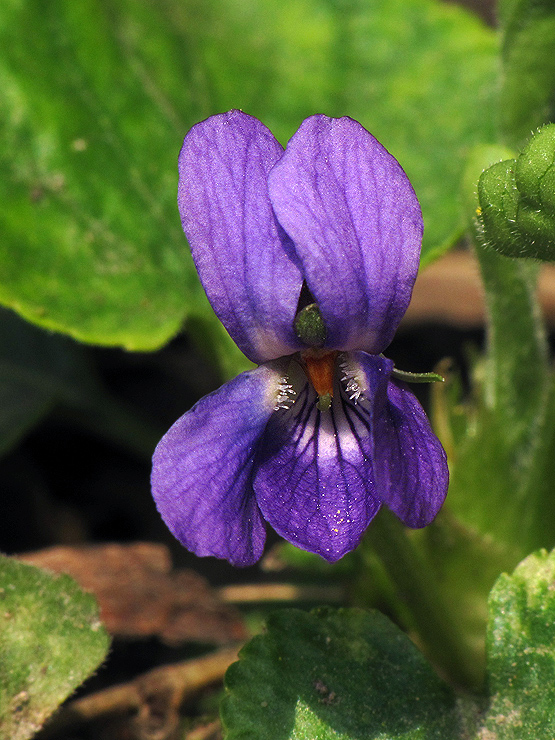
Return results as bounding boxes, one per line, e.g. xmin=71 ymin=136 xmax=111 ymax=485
xmin=0 ymin=0 xmax=497 ymax=350
xmin=499 ymin=0 xmax=555 ymax=148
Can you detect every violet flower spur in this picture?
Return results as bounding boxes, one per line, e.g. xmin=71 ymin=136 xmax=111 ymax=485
xmin=151 ymin=110 xmax=449 ymax=566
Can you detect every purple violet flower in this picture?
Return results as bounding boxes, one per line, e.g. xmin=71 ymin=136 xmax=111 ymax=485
xmin=151 ymin=110 xmax=449 ymax=566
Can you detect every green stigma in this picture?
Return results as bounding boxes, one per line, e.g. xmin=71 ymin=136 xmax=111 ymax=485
xmin=317 ymin=392 xmax=332 ymax=412
xmin=294 ymin=302 xmax=327 ymax=347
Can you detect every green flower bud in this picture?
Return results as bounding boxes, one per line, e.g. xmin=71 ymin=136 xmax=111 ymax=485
xmin=477 ymin=124 xmax=555 ymax=260
xmin=478 ymin=160 xmax=521 ymax=256
xmin=516 ymin=123 xmax=555 ymax=214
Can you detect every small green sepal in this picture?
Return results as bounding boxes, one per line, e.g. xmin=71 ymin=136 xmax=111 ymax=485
xmin=391 ymin=367 xmax=445 ymax=384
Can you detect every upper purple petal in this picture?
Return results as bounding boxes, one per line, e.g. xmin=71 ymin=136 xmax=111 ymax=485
xmin=178 ymin=110 xmax=304 ymax=364
xmin=349 ymin=351 xmax=449 ymax=527
xmin=252 ymin=374 xmax=382 ymax=562
xmin=268 ymin=116 xmax=423 ymax=354
xmin=151 ymin=364 xmax=284 ymax=566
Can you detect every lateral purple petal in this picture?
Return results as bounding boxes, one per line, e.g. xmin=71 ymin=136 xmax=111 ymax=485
xmin=374 ymin=380 xmax=449 ymax=526
xmin=178 ymin=110 xmax=304 ymax=364
xmin=253 ymin=381 xmax=382 ymax=562
xmin=268 ymin=115 xmax=422 ymax=354
xmin=351 ymin=352 xmax=448 ymax=526
xmin=151 ymin=364 xmax=283 ymax=566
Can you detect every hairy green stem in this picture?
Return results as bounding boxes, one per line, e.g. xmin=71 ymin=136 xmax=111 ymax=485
xmin=366 ymin=510 xmax=485 ymax=690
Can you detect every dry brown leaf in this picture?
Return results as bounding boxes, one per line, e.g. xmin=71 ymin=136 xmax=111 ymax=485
xmin=19 ymin=543 xmax=246 ymax=644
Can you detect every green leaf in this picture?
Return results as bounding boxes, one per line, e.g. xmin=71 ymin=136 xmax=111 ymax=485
xmin=499 ymin=0 xmax=555 ymax=148
xmin=0 ymin=0 xmax=497 ymax=349
xmin=0 ymin=556 xmax=110 ymax=740
xmin=0 ymin=0 xmax=203 ymax=351
xmin=482 ymin=548 xmax=555 ymax=739
xmin=222 ymin=608 xmax=463 ymax=740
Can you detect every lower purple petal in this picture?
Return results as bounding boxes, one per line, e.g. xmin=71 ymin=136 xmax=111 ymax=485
xmin=151 ymin=364 xmax=284 ymax=566
xmin=253 ymin=381 xmax=381 ymax=562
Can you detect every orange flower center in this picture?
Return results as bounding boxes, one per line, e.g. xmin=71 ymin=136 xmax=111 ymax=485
xmin=302 ymin=350 xmax=338 ymax=398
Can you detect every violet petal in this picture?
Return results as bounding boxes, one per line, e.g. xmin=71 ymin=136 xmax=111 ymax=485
xmin=253 ymin=378 xmax=382 ymax=562
xmin=151 ymin=364 xmax=284 ymax=566
xmin=178 ymin=110 xmax=304 ymax=364
xmin=268 ymin=115 xmax=422 ymax=354
xmin=350 ymin=351 xmax=449 ymax=527
xmin=376 ymin=380 xmax=449 ymax=526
